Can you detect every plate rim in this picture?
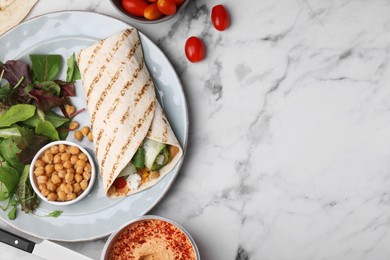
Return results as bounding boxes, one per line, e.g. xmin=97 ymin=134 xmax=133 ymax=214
xmin=0 ymin=10 xmax=189 ymax=242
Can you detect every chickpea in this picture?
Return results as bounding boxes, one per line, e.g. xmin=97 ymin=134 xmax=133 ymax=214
xmin=58 ymin=169 xmax=66 ymax=179
xmin=70 ymin=155 xmax=78 ymax=165
xmin=42 ymin=153 xmax=53 ymax=164
xmin=149 ymin=171 xmax=160 ymax=179
xmin=83 ymin=171 xmax=91 ymax=181
xmin=65 ymin=172 xmax=74 ymax=183
xmin=80 ymin=180 xmax=88 ymax=191
xmin=47 ymin=193 xmax=58 ymax=201
xmin=78 ymin=153 xmax=87 ymax=161
xmin=53 ymin=154 xmax=61 ymax=164
xmin=84 ymin=163 xmax=92 ymax=173
xmin=46 ymin=181 xmax=57 ymax=192
xmin=66 ymin=193 xmax=77 ymax=201
xmin=57 ymin=191 xmax=66 ymax=201
xmin=61 ymin=153 xmax=70 ymax=162
xmin=76 ymin=166 xmax=83 ymax=174
xmin=74 ymin=131 xmax=83 ymax=141
xmin=63 ymin=160 xmax=72 ymax=169
xmin=63 ymin=183 xmax=73 ymax=194
xmin=76 ymin=159 xmax=85 ymax=168
xmin=73 ymin=183 xmax=81 ymax=194
xmin=34 ymin=167 xmax=45 ymax=176
xmin=54 ymin=163 xmax=64 ymax=171
xmin=67 ymin=168 xmax=75 ymax=174
xmin=69 ymin=121 xmax=80 ymax=131
xmin=65 ymin=105 xmax=76 ymax=116
xmin=35 ymin=159 xmax=45 ymax=167
xmin=81 ymin=126 xmax=90 ymax=136
xmin=38 ymin=183 xmax=47 ymax=191
xmin=51 ymin=174 xmax=62 ymax=185
xmin=50 ymin=145 xmax=59 ymax=154
xmin=45 ymin=164 xmax=54 ymax=175
xmin=87 ymin=131 xmax=93 ymax=142
xmin=75 ymin=174 xmax=83 ymax=183
xmin=37 ymin=175 xmax=48 ymax=184
xmin=69 ymin=146 xmax=80 ymax=155
xmin=59 ymin=144 xmax=66 ymax=153
xmin=41 ymin=188 xmax=50 ymax=197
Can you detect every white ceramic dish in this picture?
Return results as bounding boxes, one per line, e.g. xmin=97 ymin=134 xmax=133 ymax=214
xmin=30 ymin=141 xmax=96 ymax=206
xmin=101 ymin=215 xmax=201 ymax=260
xmin=0 ymin=11 xmax=188 ymax=241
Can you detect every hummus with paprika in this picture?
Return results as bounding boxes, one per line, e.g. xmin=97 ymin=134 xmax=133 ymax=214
xmin=107 ymin=219 xmax=197 ymax=260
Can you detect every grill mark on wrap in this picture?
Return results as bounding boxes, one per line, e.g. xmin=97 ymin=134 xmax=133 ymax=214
xmin=105 ymin=43 xmax=145 ymax=121
xmin=106 ymin=100 xmax=156 ymax=188
xmin=100 ymin=127 xmax=119 ymax=177
xmin=162 ymin=117 xmax=168 ymax=143
xmin=134 ymin=79 xmax=152 ymax=106
xmin=95 ymin=129 xmax=104 ymax=158
xmin=90 ymin=67 xmax=123 ymax=127
xmin=127 ymin=39 xmax=141 ymax=60
xmin=82 ymin=41 xmax=104 ymax=75
xmin=86 ymin=29 xmax=133 ymax=103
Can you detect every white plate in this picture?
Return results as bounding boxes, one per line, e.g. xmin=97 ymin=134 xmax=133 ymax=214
xmin=0 ymin=11 xmax=188 ymax=241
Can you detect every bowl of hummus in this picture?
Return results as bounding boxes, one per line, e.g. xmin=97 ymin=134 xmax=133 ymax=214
xmin=101 ymin=215 xmax=200 ymax=260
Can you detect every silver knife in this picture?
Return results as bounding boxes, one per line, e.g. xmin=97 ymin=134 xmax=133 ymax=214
xmin=0 ymin=228 xmax=93 ymax=260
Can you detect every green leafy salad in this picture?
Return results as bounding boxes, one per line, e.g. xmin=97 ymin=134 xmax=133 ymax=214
xmin=0 ymin=53 xmax=81 ymax=219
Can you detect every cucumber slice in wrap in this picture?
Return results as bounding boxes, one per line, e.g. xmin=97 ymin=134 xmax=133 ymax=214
xmin=151 ymin=147 xmax=170 ymax=171
xmin=118 ymin=163 xmax=137 ymax=178
xmin=143 ymin=138 xmax=166 ymax=170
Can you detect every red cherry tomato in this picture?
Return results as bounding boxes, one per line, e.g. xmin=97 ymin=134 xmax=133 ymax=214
xmin=211 ymin=5 xmax=230 ymax=31
xmin=144 ymin=3 xmax=163 ymax=20
xmin=173 ymin=0 xmax=185 ymax=5
xmin=185 ymin=36 xmax=205 ymax=63
xmin=157 ymin=0 xmax=177 ymax=16
xmin=122 ymin=0 xmax=149 ymax=17
xmin=113 ymin=177 xmax=127 ymax=189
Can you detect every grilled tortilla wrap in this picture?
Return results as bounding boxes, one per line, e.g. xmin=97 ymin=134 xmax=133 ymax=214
xmin=77 ymin=28 xmax=183 ymax=197
xmin=0 ymin=0 xmax=38 ymax=36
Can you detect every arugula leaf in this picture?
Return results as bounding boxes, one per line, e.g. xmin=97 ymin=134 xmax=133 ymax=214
xmin=0 ymin=127 xmax=21 ymax=138
xmin=44 ymin=110 xmax=69 ymax=128
xmin=0 ymin=139 xmax=24 ymax=173
xmin=29 ymin=54 xmax=62 ymax=82
xmin=0 ymin=165 xmax=20 ymax=199
xmin=0 ymin=104 xmax=36 ymax=127
xmin=16 ymin=165 xmax=39 ymax=214
xmin=35 ymin=121 xmax=59 ymax=141
xmin=66 ymin=53 xmax=81 ymax=82
xmin=46 ymin=210 xmax=63 ymax=218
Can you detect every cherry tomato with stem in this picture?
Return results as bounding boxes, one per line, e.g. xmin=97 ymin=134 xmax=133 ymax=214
xmin=157 ymin=0 xmax=177 ymax=16
xmin=211 ymin=5 xmax=230 ymax=31
xmin=185 ymin=36 xmax=205 ymax=63
xmin=113 ymin=177 xmax=127 ymax=189
xmin=122 ymin=0 xmax=149 ymax=17
xmin=144 ymin=3 xmax=163 ymax=20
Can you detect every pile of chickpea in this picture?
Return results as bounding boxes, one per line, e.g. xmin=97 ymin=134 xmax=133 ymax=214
xmin=33 ymin=144 xmax=92 ymax=202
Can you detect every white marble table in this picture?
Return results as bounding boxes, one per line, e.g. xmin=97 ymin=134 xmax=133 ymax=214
xmin=2 ymin=0 xmax=390 ymax=259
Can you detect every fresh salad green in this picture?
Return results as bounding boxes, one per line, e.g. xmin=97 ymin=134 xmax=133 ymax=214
xmin=0 ymin=52 xmax=81 ymax=219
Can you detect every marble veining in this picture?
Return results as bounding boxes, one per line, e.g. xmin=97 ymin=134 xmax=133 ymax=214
xmin=1 ymin=0 xmax=390 ymax=259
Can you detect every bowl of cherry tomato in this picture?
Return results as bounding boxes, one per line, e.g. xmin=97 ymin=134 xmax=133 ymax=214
xmin=111 ymin=0 xmax=189 ymax=23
